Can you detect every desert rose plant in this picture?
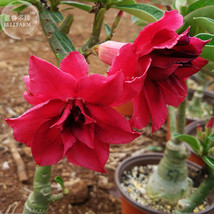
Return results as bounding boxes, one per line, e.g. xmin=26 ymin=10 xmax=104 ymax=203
xmin=2 ymin=0 xmax=214 ymax=213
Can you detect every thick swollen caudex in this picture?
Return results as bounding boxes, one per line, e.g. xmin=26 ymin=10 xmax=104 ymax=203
xmin=146 ymin=141 xmax=192 ymax=205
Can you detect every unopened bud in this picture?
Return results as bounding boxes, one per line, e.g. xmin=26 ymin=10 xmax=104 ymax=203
xmin=112 ymin=10 xmax=123 ymax=32
xmin=205 ymin=116 xmax=214 ymax=137
xmin=206 ymin=116 xmax=214 ymax=129
xmin=98 ymin=41 xmax=126 ymax=65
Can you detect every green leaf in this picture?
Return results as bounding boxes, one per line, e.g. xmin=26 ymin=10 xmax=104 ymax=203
xmin=51 ymin=11 xmax=64 ymax=23
xmin=196 ymin=33 xmax=214 ymax=61
xmin=104 ymin=23 xmax=111 ymax=37
xmin=208 ymin=134 xmax=214 ymax=142
xmin=174 ymin=133 xmax=202 ymax=155
xmin=113 ymin=4 xmax=164 ymax=23
xmin=12 ymin=4 xmax=28 ymax=13
xmin=202 ymin=156 xmax=214 ymax=169
xmin=0 ymin=0 xmax=20 ymax=7
xmin=181 ymin=5 xmax=214 ymax=35
xmin=196 ymin=33 xmax=214 ymax=44
xmin=60 ymin=1 xmax=92 ymax=12
xmin=54 ymin=176 xmax=65 ymax=190
xmin=109 ymin=0 xmax=136 ymax=6
xmin=54 ymin=31 xmax=76 ymax=52
xmin=187 ymin=0 xmax=214 ymax=14
xmin=132 ymin=15 xmax=149 ymax=26
xmin=194 ymin=17 xmax=214 ymax=34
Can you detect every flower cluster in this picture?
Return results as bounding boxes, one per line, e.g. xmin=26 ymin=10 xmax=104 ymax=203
xmin=99 ymin=10 xmax=208 ymax=132
xmin=6 ymin=10 xmax=208 ymax=172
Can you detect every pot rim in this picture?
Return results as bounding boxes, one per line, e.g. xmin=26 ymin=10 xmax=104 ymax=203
xmin=115 ymin=153 xmax=214 ymax=214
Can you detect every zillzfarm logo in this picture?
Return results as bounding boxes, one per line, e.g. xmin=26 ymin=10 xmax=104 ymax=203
xmin=1 ymin=1 xmax=39 ymax=40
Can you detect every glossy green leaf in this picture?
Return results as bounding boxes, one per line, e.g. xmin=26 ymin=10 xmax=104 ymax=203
xmin=132 ymin=15 xmax=149 ymax=26
xmin=174 ymin=133 xmax=202 ymax=155
xmin=181 ymin=6 xmax=214 ymax=36
xmin=194 ymin=17 xmax=214 ymax=34
xmin=187 ymin=0 xmax=214 ymax=14
xmin=208 ymin=134 xmax=214 ymax=142
xmin=114 ymin=4 xmax=164 ymax=23
xmin=54 ymin=176 xmax=65 ymax=190
xmin=196 ymin=33 xmax=214 ymax=61
xmin=61 ymin=1 xmax=92 ymax=12
xmin=39 ymin=10 xmax=75 ymax=64
xmin=51 ymin=11 xmax=64 ymax=23
xmin=104 ymin=23 xmax=111 ymax=37
xmin=54 ymin=31 xmax=76 ymax=52
xmin=12 ymin=4 xmax=28 ymax=13
xmin=202 ymin=156 xmax=214 ymax=169
xmin=0 ymin=0 xmax=20 ymax=7
xmin=109 ymin=0 xmax=136 ymax=6
xmin=196 ymin=33 xmax=214 ymax=44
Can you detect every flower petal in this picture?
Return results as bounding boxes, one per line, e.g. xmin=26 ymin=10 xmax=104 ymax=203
xmin=158 ymin=75 xmax=187 ymax=107
xmin=88 ymin=104 xmax=140 ymax=144
xmin=59 ymin=51 xmax=88 ymax=79
xmin=130 ymin=90 xmax=151 ymax=129
xmin=173 ymin=36 xmax=208 ymax=56
xmin=148 ymin=64 xmax=181 ymax=81
xmin=78 ymin=71 xmax=123 ymax=105
xmin=134 ymin=10 xmax=183 ymax=56
xmin=66 ymin=139 xmax=109 ymax=173
xmin=31 ymin=120 xmax=64 ymax=165
xmin=25 ymin=56 xmax=77 ymax=105
xmin=144 ymin=78 xmax=168 ymax=132
xmin=6 ymin=99 xmax=65 ymax=146
xmin=72 ymin=124 xmax=95 ymax=149
xmin=108 ymin=44 xmax=138 ymax=80
xmin=174 ymin=57 xmax=208 ymax=79
xmin=60 ymin=128 xmax=76 ymax=155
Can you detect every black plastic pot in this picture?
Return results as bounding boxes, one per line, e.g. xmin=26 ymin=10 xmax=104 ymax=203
xmin=115 ymin=153 xmax=214 ymax=214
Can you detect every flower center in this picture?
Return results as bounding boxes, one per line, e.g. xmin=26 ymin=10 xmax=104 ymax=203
xmin=63 ymin=103 xmax=86 ymax=129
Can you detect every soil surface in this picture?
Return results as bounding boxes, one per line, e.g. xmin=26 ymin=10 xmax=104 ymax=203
xmin=0 ymin=1 xmax=167 ymax=213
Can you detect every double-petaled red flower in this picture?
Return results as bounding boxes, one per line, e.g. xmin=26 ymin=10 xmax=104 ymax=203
xmin=98 ymin=10 xmax=208 ymax=132
xmin=6 ymin=52 xmax=139 ymax=172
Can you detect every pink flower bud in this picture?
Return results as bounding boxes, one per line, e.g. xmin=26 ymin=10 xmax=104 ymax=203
xmin=206 ymin=116 xmax=214 ymax=129
xmin=118 ymin=10 xmax=123 ymax=18
xmin=98 ymin=41 xmax=126 ymax=65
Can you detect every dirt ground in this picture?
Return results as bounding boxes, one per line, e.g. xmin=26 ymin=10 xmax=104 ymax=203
xmin=0 ymin=2 xmax=167 ymax=213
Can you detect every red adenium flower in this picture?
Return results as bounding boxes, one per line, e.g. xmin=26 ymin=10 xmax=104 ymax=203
xmin=6 ymin=52 xmax=139 ymax=172
xmin=98 ymin=10 xmax=208 ymax=132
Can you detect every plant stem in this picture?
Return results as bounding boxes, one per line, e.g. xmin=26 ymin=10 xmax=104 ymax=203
xmin=168 ymin=106 xmax=177 ymax=140
xmin=176 ymin=98 xmax=187 ymax=144
xmin=147 ymin=141 xmax=191 ymax=205
xmin=49 ymin=0 xmax=61 ymax=12
xmin=80 ymin=7 xmax=106 ymax=53
xmin=175 ymin=168 xmax=214 ymax=213
xmin=22 ymin=166 xmax=52 ymax=214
